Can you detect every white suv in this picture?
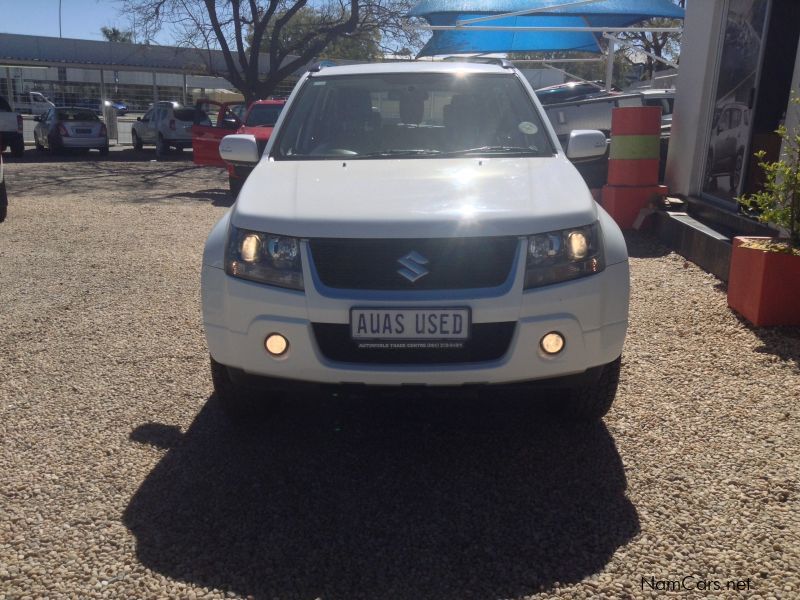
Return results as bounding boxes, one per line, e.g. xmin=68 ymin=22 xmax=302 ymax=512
xmin=202 ymin=61 xmax=629 ymax=421
xmin=131 ymin=101 xmax=195 ymax=156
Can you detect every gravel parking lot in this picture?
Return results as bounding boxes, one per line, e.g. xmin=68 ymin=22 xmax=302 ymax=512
xmin=1 ymin=150 xmax=798 ymax=599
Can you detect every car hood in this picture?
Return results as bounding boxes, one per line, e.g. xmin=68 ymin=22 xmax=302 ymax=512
xmin=231 ymin=156 xmax=598 ymax=238
xmin=237 ymin=125 xmax=275 ymax=140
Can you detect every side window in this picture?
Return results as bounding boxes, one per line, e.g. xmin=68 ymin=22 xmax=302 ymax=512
xmin=194 ymin=102 xmax=223 ymax=127
xmin=142 ymin=109 xmax=152 ymax=122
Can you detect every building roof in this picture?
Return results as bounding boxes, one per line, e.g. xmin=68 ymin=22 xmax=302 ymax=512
xmin=0 ymin=32 xmax=293 ymax=76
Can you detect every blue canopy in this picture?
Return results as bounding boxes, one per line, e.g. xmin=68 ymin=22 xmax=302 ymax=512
xmin=410 ymin=0 xmax=685 ymax=57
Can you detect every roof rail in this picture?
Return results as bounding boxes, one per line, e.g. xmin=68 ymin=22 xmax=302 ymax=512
xmin=441 ymin=56 xmax=514 ymax=69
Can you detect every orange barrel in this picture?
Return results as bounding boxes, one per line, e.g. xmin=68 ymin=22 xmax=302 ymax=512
xmin=601 ymin=105 xmax=667 ymax=229
xmin=601 ymin=184 xmax=668 ymax=230
xmin=606 ymin=106 xmax=662 ymax=187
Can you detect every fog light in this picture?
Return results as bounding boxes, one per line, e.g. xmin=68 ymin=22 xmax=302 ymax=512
xmin=540 ymin=332 xmax=565 ymax=355
xmin=265 ymin=333 xmax=288 ymax=356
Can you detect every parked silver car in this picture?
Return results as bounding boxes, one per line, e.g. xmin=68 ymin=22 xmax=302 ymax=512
xmin=33 ymin=107 xmax=109 ymax=155
xmin=131 ymin=101 xmax=196 ymax=157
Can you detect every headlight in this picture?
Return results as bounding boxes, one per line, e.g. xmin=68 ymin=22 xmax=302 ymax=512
xmin=225 ymin=225 xmax=304 ymax=290
xmin=525 ymin=222 xmax=604 ymax=289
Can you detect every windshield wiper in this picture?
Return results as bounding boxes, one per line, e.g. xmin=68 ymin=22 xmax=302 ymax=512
xmin=359 ymin=149 xmax=442 ymax=157
xmin=445 ymin=145 xmax=539 ymax=156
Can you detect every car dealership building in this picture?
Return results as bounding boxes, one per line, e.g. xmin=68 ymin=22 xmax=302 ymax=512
xmin=658 ymin=0 xmax=800 ymax=278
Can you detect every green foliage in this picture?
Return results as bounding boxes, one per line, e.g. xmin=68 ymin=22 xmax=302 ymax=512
xmin=739 ymin=96 xmax=800 ymax=248
xmin=101 ymin=26 xmax=133 ymax=43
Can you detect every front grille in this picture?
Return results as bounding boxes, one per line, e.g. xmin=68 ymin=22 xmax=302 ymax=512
xmin=308 ymin=237 xmax=518 ymax=290
xmin=312 ymin=322 xmax=516 ymax=364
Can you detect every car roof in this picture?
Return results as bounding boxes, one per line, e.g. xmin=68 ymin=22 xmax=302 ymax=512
xmin=309 ymin=61 xmax=512 ymax=77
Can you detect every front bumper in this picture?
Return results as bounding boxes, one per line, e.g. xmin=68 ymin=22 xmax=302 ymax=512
xmin=61 ymin=136 xmax=107 ymax=149
xmin=202 ymin=243 xmax=629 ymax=386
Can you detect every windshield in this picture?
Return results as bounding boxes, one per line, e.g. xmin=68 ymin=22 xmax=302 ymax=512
xmin=274 ymin=72 xmax=555 ymax=159
xmin=57 ymin=108 xmax=99 ymax=121
xmin=246 ymin=104 xmax=283 ymax=127
xmin=173 ymin=108 xmax=197 ymax=122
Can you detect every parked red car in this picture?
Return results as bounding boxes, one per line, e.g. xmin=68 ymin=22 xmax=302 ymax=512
xmin=192 ymin=98 xmax=286 ymax=193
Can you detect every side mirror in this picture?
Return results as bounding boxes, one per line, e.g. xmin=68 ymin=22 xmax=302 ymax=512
xmin=219 ymin=134 xmax=259 ymax=165
xmin=33 ymin=115 xmax=41 ymax=122
xmin=136 ymin=117 xmax=142 ymax=121
xmin=566 ymin=129 xmax=608 ymax=161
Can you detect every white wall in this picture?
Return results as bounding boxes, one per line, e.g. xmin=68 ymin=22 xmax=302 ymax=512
xmin=665 ymin=0 xmax=728 ymax=196
xmin=781 ymin=36 xmax=800 ymax=160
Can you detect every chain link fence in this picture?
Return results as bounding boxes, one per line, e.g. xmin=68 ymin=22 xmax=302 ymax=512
xmin=4 ymin=65 xmax=296 ymax=146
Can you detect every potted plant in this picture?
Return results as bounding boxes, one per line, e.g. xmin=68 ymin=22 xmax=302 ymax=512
xmin=729 ymin=97 xmax=800 ymax=327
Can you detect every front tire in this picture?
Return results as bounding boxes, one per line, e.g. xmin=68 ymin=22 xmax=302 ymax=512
xmin=132 ymin=130 xmax=143 ymax=151
xmin=229 ymin=175 xmax=243 ymax=197
xmin=0 ymin=180 xmax=7 ymax=223
xmin=156 ymin=134 xmax=167 ymax=158
xmin=10 ymin=136 xmax=24 ymax=158
xmin=551 ymin=356 xmax=622 ymax=422
xmin=99 ymin=145 xmax=109 ymax=156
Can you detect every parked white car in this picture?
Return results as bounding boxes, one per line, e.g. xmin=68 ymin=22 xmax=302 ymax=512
xmin=639 ymin=88 xmax=675 ymax=131
xmin=202 ymin=61 xmax=630 ymax=421
xmin=0 ymin=95 xmax=24 ymax=157
xmin=15 ymin=91 xmax=56 ymax=115
xmin=131 ymin=101 xmax=195 ymax=156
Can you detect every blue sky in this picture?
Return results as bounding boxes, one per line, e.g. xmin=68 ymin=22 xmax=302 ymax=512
xmin=0 ymin=0 xmax=171 ymax=43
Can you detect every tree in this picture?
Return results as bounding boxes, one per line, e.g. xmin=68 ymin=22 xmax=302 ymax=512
xmin=119 ymin=1 xmax=423 ymax=102
xmin=252 ymin=7 xmax=383 ymax=61
xmin=615 ymin=0 xmax=686 ymax=80
xmin=101 ymin=26 xmax=134 ymax=43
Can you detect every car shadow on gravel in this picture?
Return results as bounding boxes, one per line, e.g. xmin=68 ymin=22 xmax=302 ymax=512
xmin=162 ymin=188 xmax=234 ymax=207
xmin=623 ymin=230 xmax=672 ymax=258
xmin=124 ymin=391 xmax=639 ymax=599
xmin=5 ymin=147 xmax=193 ymax=164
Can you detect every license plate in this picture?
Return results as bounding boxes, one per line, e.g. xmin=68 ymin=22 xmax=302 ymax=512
xmin=75 ymin=128 xmax=92 ymax=134
xmin=350 ymin=307 xmax=470 ymax=342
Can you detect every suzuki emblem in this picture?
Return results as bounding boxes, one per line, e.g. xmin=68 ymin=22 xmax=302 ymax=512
xmin=397 ymin=251 xmax=430 ymax=283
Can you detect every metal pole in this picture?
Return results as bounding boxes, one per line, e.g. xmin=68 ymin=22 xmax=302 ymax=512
xmin=542 ymin=63 xmax=602 ymax=87
xmin=4 ymin=67 xmax=12 ymax=110
xmin=59 ymin=0 xmax=62 ymax=38
xmin=182 ymin=73 xmax=187 ymax=105
xmin=152 ymin=71 xmax=158 ymax=103
xmin=426 ymin=25 xmax=683 ymax=33
xmin=605 ymin=38 xmax=615 ymax=92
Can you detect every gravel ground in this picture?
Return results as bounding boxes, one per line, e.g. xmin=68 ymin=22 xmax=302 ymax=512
xmin=1 ymin=149 xmax=798 ymax=599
